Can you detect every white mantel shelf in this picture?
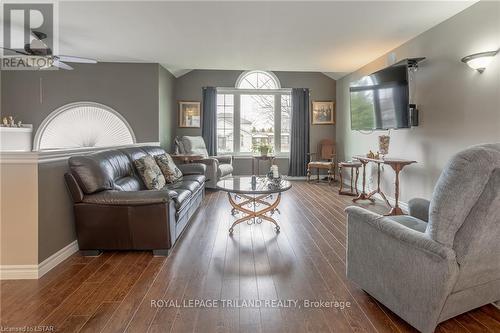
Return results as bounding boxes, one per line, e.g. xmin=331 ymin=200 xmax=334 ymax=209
xmin=0 ymin=142 xmax=160 ymax=164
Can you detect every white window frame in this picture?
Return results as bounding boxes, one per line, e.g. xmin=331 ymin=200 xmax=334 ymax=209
xmin=217 ymin=87 xmax=291 ymax=157
xmin=235 ymin=70 xmax=282 ymax=90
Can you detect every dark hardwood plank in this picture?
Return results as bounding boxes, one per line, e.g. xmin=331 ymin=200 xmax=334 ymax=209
xmin=1 ymin=182 xmax=499 ymax=333
xmin=79 ymin=302 xmax=120 ymax=333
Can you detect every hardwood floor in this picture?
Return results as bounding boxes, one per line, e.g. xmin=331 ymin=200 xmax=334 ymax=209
xmin=1 ymin=181 xmax=499 ymax=332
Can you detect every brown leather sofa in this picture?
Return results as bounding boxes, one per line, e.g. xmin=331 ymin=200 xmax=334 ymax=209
xmin=65 ymin=146 xmax=206 ymax=256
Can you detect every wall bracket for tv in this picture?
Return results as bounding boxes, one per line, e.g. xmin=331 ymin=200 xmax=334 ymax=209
xmin=392 ymin=57 xmax=426 ymax=70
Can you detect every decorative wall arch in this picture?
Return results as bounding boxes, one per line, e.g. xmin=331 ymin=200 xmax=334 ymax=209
xmin=34 ymin=102 xmax=136 ymax=151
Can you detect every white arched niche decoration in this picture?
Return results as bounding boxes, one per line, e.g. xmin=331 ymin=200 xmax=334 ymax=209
xmin=235 ymin=70 xmax=281 ymax=89
xmin=34 ymin=102 xmax=136 ymax=151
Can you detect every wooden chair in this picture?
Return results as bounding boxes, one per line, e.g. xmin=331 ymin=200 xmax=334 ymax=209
xmin=307 ymin=139 xmax=337 ymax=185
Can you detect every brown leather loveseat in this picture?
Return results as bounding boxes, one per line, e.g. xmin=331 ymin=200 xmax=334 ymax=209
xmin=65 ymin=146 xmax=206 ymax=256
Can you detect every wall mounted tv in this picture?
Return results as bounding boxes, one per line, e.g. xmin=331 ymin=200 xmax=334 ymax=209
xmin=350 ymin=64 xmax=410 ymax=130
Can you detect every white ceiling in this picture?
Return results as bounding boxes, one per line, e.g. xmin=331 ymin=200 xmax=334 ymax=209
xmin=56 ymin=1 xmax=478 ymax=79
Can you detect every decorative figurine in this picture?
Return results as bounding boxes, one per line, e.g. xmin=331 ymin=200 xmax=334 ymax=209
xmin=379 ymin=135 xmax=390 ymax=156
xmin=2 ymin=117 xmax=8 ymax=127
xmin=8 ymin=116 xmax=15 ymax=127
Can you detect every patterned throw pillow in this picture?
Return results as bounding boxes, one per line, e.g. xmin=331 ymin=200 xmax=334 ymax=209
xmin=155 ymin=154 xmax=183 ymax=183
xmin=134 ymin=155 xmax=166 ymax=190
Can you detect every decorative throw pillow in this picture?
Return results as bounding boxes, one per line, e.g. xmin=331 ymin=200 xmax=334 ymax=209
xmin=155 ymin=154 xmax=183 ymax=183
xmin=133 ymin=155 xmax=166 ymax=190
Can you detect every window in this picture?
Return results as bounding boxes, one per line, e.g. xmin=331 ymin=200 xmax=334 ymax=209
xmin=236 ymin=70 xmax=280 ymax=90
xmin=216 ymin=71 xmax=290 ymax=155
xmin=34 ymin=102 xmax=135 ymax=151
xmin=217 ymin=94 xmax=234 ymax=154
xmin=280 ymin=95 xmax=291 ymax=153
xmin=240 ymin=94 xmax=274 ymax=153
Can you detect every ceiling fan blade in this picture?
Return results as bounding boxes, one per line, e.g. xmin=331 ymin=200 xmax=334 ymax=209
xmin=56 ymin=55 xmax=97 ymax=64
xmin=1 ymin=47 xmax=29 ymax=56
xmin=31 ymin=30 xmax=47 ymax=40
xmin=52 ymin=59 xmax=73 ymax=70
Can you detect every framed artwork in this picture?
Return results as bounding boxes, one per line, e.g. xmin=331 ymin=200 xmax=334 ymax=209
xmin=311 ymin=101 xmax=335 ymax=125
xmin=178 ymin=101 xmax=201 ymax=128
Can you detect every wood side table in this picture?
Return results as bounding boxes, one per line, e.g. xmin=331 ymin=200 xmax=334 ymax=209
xmin=353 ymin=155 xmax=417 ymax=216
xmin=338 ymin=161 xmax=361 ymax=196
xmin=171 ymin=154 xmax=204 ymax=164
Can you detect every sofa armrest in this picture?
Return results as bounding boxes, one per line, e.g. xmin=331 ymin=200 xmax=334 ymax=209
xmin=408 ymin=198 xmax=430 ymax=222
xmin=82 ymin=190 xmax=177 ymax=206
xmin=195 ymin=158 xmax=218 ymax=182
xmin=345 ymin=206 xmax=452 ymax=259
xmin=211 ymin=155 xmax=232 ymax=165
xmin=177 ymin=163 xmax=207 ymax=175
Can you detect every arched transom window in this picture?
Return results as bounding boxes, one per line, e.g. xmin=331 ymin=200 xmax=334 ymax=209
xmin=217 ymin=71 xmax=290 ymax=155
xmin=34 ymin=102 xmax=136 ymax=151
xmin=236 ymin=70 xmax=281 ymax=89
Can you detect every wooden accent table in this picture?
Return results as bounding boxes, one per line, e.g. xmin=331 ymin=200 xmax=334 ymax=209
xmin=353 ymin=156 xmax=417 ymax=216
xmin=171 ymin=154 xmax=204 ymax=164
xmin=338 ymin=161 xmax=362 ymax=196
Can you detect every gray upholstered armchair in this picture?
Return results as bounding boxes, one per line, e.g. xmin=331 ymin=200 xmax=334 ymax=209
xmin=346 ymin=143 xmax=500 ymax=333
xmin=174 ymin=136 xmax=233 ymax=188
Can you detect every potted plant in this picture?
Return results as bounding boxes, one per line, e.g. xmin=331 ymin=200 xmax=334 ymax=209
xmin=253 ymin=142 xmax=273 ymax=156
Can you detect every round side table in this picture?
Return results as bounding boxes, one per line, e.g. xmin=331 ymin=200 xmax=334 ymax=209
xmin=339 ymin=161 xmax=362 ymax=196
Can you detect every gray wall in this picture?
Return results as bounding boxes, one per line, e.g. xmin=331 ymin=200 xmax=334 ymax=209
xmin=2 ymin=63 xmax=178 ymax=263
xmin=38 ymin=161 xmax=75 ymax=262
xmin=1 ymin=62 xmax=161 ymax=143
xmin=159 ymin=65 xmax=177 ymax=151
xmin=336 ymin=0 xmax=500 ymax=203
xmin=175 ymin=69 xmax=336 ymax=174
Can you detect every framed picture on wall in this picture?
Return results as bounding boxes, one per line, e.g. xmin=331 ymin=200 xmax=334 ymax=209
xmin=178 ymin=101 xmax=201 ymax=128
xmin=311 ymin=101 xmax=335 ymax=125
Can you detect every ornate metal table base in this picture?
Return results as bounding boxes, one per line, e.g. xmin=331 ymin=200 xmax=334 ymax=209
xmin=227 ymin=192 xmax=281 ymax=234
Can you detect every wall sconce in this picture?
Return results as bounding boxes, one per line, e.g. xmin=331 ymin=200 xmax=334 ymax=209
xmin=461 ymin=50 xmax=498 ymax=73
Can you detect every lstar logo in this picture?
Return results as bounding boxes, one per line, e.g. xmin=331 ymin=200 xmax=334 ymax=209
xmin=1 ymin=2 xmax=56 ymax=70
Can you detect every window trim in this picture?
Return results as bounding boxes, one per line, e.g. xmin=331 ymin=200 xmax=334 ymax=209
xmin=216 ymin=88 xmax=291 ymax=157
xmin=235 ymin=70 xmax=282 ymax=90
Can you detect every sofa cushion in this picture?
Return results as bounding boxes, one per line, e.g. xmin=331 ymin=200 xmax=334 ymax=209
xmin=142 ymin=146 xmax=167 ymax=157
xmin=182 ymin=174 xmax=205 ymax=185
xmin=155 ymin=154 xmax=183 ymax=183
xmin=69 ymin=150 xmax=134 ymax=194
xmin=218 ymin=163 xmax=233 ymax=177
xmin=133 ymin=155 xmax=166 ymax=190
xmin=165 ymin=180 xmax=201 ymax=193
xmin=390 ymin=215 xmax=428 ymax=233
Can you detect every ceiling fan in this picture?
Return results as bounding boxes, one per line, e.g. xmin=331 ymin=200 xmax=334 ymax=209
xmin=1 ymin=30 xmax=97 ymax=70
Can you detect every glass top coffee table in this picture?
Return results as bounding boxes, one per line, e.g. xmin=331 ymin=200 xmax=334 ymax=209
xmin=217 ymin=176 xmax=292 ymax=234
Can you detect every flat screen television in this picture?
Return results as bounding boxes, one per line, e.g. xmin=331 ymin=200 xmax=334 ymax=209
xmin=350 ymin=64 xmax=410 ymax=130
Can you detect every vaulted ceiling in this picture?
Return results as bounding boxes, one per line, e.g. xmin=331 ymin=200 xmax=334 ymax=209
xmin=56 ymin=1 xmax=478 ymax=78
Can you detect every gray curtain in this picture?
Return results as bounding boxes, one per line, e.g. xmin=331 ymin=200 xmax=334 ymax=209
xmin=288 ymin=88 xmax=310 ymax=176
xmin=202 ymin=87 xmax=217 ymax=156
xmin=288 ymin=88 xmax=309 ymax=176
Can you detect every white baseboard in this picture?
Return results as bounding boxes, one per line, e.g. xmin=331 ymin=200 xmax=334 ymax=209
xmin=0 ymin=265 xmax=39 ymax=280
xmin=0 ymin=240 xmax=79 ymax=280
